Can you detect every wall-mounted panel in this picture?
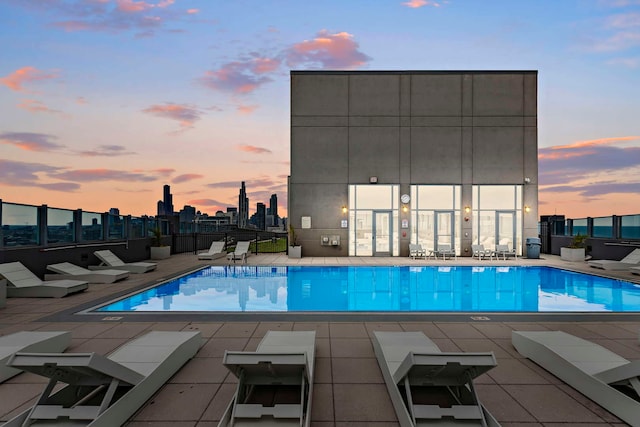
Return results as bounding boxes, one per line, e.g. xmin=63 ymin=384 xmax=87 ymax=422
xmin=291 ymin=75 xmax=348 ymax=116
xmin=411 ymin=74 xmax=463 ymax=116
xmin=291 ymin=127 xmax=349 ymax=183
xmin=349 ymin=75 xmax=400 ymax=116
xmin=473 ymin=74 xmax=524 ymax=116
xmin=410 ymin=127 xmax=462 ymax=183
xmin=348 ymin=127 xmax=400 ymax=183
xmin=472 ymin=127 xmax=524 ymax=182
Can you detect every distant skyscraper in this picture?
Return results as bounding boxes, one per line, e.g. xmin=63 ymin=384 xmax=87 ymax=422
xmin=256 ymin=202 xmax=266 ymax=230
xmin=269 ymin=194 xmax=278 ymax=226
xmin=157 ymin=184 xmax=174 ymax=216
xmin=238 ymin=181 xmax=249 ymax=228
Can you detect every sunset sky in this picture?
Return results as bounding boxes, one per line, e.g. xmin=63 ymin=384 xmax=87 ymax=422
xmin=1 ymin=0 xmax=639 ymax=220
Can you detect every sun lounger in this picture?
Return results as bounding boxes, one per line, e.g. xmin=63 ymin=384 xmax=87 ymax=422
xmin=434 ymin=243 xmax=457 ymax=260
xmin=0 ymin=261 xmax=88 ymax=298
xmin=198 ymin=241 xmax=226 ymax=260
xmin=45 ymin=262 xmax=129 ymax=283
xmin=2 ymin=330 xmax=202 ymax=427
xmin=218 ymin=330 xmax=316 ymax=426
xmin=512 ymin=330 xmax=640 ymax=426
xmin=226 ymin=241 xmax=251 ymax=264
xmin=372 ymin=331 xmax=499 ymax=426
xmin=89 ymin=249 xmax=157 ymax=273
xmin=0 ymin=331 xmax=71 ymax=383
xmin=409 ymin=244 xmax=428 ymax=260
xmin=588 ymin=248 xmax=640 ymax=270
xmin=491 ymin=244 xmax=517 ymax=260
xmin=631 ymin=266 xmax=640 ymax=275
xmin=472 ymin=244 xmax=492 ymax=260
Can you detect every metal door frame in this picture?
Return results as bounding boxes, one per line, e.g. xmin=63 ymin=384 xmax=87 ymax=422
xmin=373 ymin=210 xmax=392 ymax=257
xmin=495 ymin=210 xmax=516 ymax=247
xmin=434 ymin=210 xmax=455 ymax=249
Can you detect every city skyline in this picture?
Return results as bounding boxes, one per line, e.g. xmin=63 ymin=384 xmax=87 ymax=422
xmin=1 ymin=0 xmax=639 ymax=219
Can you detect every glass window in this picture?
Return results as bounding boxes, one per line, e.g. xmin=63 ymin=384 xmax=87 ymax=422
xmin=572 ymin=218 xmax=587 ymax=236
xmin=47 ymin=208 xmax=74 ymax=244
xmin=130 ymin=217 xmax=145 ymax=239
xmin=477 ymin=186 xmax=517 ymax=210
xmin=621 ymin=215 xmax=640 ymax=239
xmin=1 ymin=203 xmax=38 ymax=246
xmin=592 ymin=216 xmax=613 ymax=238
xmin=107 ymin=215 xmax=125 ymax=240
xmin=354 ymin=185 xmax=394 ymax=209
xmin=81 ymin=212 xmax=103 ymax=241
xmin=417 ymin=186 xmax=455 ymax=210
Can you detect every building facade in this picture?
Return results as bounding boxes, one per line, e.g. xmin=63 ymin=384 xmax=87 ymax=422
xmin=289 ymin=70 xmax=538 ymax=257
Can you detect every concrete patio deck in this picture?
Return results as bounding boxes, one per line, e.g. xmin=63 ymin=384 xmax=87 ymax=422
xmin=1 ymin=252 xmax=639 ymax=426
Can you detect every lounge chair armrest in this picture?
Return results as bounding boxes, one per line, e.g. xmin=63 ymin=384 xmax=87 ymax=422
xmin=594 ymin=360 xmax=640 ymax=385
xmin=393 ymin=351 xmax=497 ymax=385
xmin=8 ymin=352 xmax=144 ymax=386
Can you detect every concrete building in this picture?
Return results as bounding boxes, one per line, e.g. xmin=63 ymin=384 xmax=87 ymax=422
xmin=289 ymin=70 xmax=538 ymax=257
xmin=238 ymin=181 xmax=249 ymax=229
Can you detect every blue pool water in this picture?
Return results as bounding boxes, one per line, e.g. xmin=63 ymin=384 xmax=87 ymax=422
xmin=95 ymin=265 xmax=640 ymax=313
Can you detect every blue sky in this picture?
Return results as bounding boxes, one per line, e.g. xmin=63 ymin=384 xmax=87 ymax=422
xmin=1 ymin=0 xmax=639 ymax=218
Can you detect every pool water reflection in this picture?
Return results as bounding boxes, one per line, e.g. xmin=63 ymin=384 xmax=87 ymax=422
xmin=95 ymin=265 xmax=640 ymax=313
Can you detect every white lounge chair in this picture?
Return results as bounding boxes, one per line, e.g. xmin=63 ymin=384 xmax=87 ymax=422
xmin=372 ymin=331 xmax=499 ymax=426
xmin=0 ymin=261 xmax=88 ymax=298
xmin=512 ymin=330 xmax=640 ymax=426
xmin=631 ymin=266 xmax=640 ymax=275
xmin=588 ymin=248 xmax=640 ymax=270
xmin=2 ymin=330 xmax=202 ymax=427
xmin=491 ymin=244 xmax=517 ymax=260
xmin=90 ymin=249 xmax=157 ymax=273
xmin=226 ymin=241 xmax=251 ymax=264
xmin=0 ymin=331 xmax=71 ymax=383
xmin=409 ymin=244 xmax=427 ymax=260
xmin=435 ymin=243 xmax=456 ymax=260
xmin=219 ymin=330 xmax=316 ymax=426
xmin=471 ymin=244 xmax=491 ymax=260
xmin=197 ymin=241 xmax=226 ymax=260
xmin=45 ymin=262 xmax=129 ymax=283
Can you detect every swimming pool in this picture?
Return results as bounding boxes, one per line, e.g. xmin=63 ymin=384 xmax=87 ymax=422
xmin=94 ymin=265 xmax=640 ymax=313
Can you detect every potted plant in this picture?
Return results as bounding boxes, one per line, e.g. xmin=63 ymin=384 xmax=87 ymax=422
xmin=150 ymin=227 xmax=171 ymax=260
xmin=288 ymin=224 xmax=301 ymax=258
xmin=560 ymin=233 xmax=586 ymax=262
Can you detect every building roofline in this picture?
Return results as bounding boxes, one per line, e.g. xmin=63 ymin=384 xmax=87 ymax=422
xmin=290 ymin=70 xmax=538 ymax=75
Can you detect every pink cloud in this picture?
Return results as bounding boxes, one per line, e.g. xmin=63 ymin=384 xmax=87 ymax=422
xmin=78 ymin=145 xmax=136 ymax=157
xmin=172 ymin=173 xmax=203 ymax=183
xmin=0 ymin=159 xmax=79 ymax=191
xmin=236 ymin=145 xmax=272 ymax=154
xmin=0 ymin=66 xmax=59 ymax=92
xmin=188 ymin=198 xmax=227 ymax=207
xmin=285 ymin=30 xmax=371 ymax=69
xmin=151 ymin=168 xmax=175 ymax=176
xmin=76 ymin=96 xmax=88 ymax=104
xmin=0 ymin=132 xmax=64 ymax=151
xmin=51 ymin=168 xmax=159 ymax=182
xmin=142 ymin=103 xmax=202 ymax=129
xmin=200 ymin=59 xmax=276 ymax=94
xmin=237 ymin=104 xmax=258 ymax=114
xmin=186 ymin=8 xmax=199 ymax=14
xmin=402 ymin=0 xmax=442 ymax=7
xmin=17 ymin=99 xmax=62 ymax=114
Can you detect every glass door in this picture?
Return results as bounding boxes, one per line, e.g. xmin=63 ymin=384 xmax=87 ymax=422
xmin=435 ymin=211 xmax=454 ymax=250
xmin=373 ymin=210 xmax=392 ymax=256
xmin=496 ymin=211 xmax=516 ymax=248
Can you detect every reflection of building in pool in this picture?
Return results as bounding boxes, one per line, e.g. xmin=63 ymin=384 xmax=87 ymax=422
xmin=289 ymin=71 xmax=538 ymax=257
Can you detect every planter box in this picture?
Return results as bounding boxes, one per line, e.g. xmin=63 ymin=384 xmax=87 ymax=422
xmin=288 ymin=246 xmax=302 ymax=259
xmin=560 ymin=247 xmax=585 ymax=262
xmin=150 ymin=246 xmax=171 ymax=260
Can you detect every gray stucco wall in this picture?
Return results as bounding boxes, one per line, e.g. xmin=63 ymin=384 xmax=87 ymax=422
xmin=290 ymin=70 xmax=538 ymax=257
